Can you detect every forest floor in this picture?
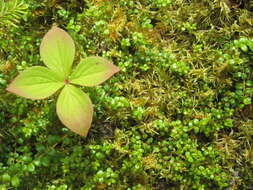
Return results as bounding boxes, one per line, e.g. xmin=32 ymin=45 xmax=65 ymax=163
xmin=0 ymin=0 xmax=253 ymax=189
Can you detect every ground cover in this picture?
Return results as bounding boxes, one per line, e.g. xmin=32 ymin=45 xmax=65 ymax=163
xmin=0 ymin=0 xmax=253 ymax=189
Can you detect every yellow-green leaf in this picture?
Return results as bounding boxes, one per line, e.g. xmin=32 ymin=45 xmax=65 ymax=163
xmin=56 ymin=85 xmax=93 ymax=136
xmin=40 ymin=26 xmax=75 ymax=78
xmin=70 ymin=56 xmax=120 ymax=86
xmin=6 ymin=66 xmax=64 ymax=99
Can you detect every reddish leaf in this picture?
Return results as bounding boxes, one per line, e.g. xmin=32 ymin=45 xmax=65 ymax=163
xmin=70 ymin=56 xmax=120 ymax=86
xmin=56 ymin=84 xmax=93 ymax=136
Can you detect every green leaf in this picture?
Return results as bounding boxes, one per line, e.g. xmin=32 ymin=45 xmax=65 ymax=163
xmin=56 ymin=85 xmax=93 ymax=136
xmin=11 ymin=176 xmax=20 ymax=187
xmin=27 ymin=163 xmax=35 ymax=172
xmin=40 ymin=26 xmax=75 ymax=78
xmin=70 ymin=56 xmax=120 ymax=86
xmin=6 ymin=66 xmax=64 ymax=99
xmin=2 ymin=174 xmax=11 ymax=182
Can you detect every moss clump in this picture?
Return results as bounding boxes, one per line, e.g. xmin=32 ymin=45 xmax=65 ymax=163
xmin=0 ymin=0 xmax=253 ymax=189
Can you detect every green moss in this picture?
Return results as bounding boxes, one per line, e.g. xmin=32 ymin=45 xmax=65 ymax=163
xmin=1 ymin=0 xmax=253 ymax=189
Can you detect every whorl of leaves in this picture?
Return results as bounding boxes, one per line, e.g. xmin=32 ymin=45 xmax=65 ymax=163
xmin=0 ymin=0 xmax=28 ymax=28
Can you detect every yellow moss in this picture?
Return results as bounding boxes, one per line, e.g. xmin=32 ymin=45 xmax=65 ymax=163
xmin=142 ymin=154 xmax=159 ymax=170
xmin=108 ymin=8 xmax=127 ymax=42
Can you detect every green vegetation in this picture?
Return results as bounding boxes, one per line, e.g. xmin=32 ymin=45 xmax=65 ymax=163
xmin=0 ymin=0 xmax=253 ymax=189
xmin=7 ymin=26 xmax=119 ymax=136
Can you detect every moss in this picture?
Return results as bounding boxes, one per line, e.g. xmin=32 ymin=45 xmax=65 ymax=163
xmin=1 ymin=0 xmax=253 ymax=189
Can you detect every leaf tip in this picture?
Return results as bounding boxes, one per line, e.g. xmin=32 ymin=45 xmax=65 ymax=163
xmin=6 ymin=82 xmax=16 ymax=94
xmin=112 ymin=63 xmax=120 ymax=73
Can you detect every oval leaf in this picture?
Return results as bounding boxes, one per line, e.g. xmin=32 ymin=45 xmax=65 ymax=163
xmin=6 ymin=66 xmax=64 ymax=99
xmin=70 ymin=56 xmax=120 ymax=86
xmin=40 ymin=26 xmax=75 ymax=78
xmin=56 ymin=85 xmax=93 ymax=136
